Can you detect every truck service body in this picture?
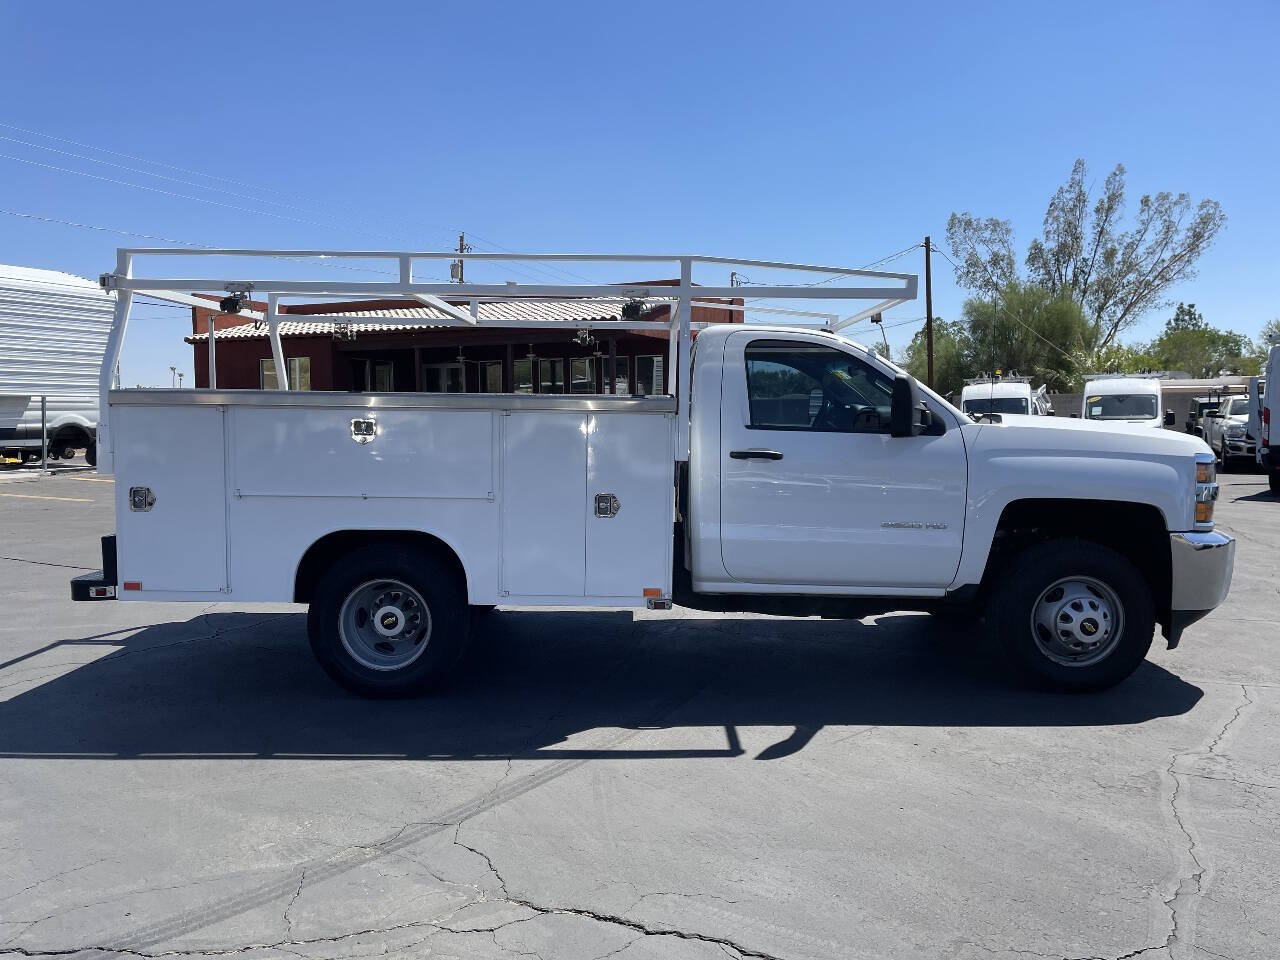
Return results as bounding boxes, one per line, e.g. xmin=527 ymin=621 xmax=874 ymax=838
xmin=72 ymin=249 xmax=1235 ymax=696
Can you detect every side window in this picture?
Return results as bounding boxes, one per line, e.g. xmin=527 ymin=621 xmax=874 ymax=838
xmin=745 ymin=339 xmax=894 ymax=433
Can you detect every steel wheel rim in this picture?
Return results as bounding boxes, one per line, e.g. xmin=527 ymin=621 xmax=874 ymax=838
xmin=1030 ymin=575 xmax=1124 ymax=667
xmin=338 ymin=579 xmax=433 ymax=672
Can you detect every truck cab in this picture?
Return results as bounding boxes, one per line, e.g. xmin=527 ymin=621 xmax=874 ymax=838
xmin=958 ymin=378 xmax=1049 ymax=418
xmin=1082 ymin=377 xmax=1169 ymax=430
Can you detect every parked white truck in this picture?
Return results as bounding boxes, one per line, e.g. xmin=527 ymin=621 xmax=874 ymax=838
xmin=1081 ymin=375 xmax=1174 ymax=430
xmin=0 ymin=264 xmax=115 ymax=465
xmin=71 ymin=249 xmax=1235 ymax=697
xmin=959 ymin=376 xmax=1052 ymax=418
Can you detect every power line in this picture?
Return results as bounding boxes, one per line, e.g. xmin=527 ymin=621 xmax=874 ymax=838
xmin=929 ymin=241 xmax=1077 ymax=364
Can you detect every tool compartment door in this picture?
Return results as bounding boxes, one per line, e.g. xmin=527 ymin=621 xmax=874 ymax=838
xmin=501 ymin=411 xmax=587 ymax=597
xmin=113 ymin=404 xmax=228 ymax=594
xmin=585 ymin=412 xmax=674 ymax=598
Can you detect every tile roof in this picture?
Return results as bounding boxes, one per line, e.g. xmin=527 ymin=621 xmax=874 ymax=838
xmin=188 ymin=298 xmax=672 ymax=341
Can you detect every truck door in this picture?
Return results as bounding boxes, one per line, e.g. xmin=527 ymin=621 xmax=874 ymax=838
xmin=718 ymin=331 xmax=966 ymax=590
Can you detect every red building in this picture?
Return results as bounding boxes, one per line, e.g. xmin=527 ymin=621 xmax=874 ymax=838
xmin=187 ymin=286 xmax=743 ymax=395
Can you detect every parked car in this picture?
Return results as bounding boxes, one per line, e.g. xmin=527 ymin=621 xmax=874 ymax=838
xmin=1202 ymin=395 xmax=1254 ymax=470
xmin=0 ymin=264 xmax=114 ymax=465
xmin=73 ymin=248 xmax=1236 ymax=700
xmin=1259 ymin=344 xmax=1280 ymax=495
xmin=1081 ymin=376 xmax=1174 ymax=429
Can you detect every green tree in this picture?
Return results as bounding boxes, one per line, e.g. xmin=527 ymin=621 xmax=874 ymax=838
xmin=948 ymin=159 xmax=1226 ymax=349
xmin=901 ymin=318 xmax=970 ymax=397
xmin=960 ymin=282 xmax=1093 ymax=392
xmin=1087 ymin=341 xmax=1160 ymax=377
xmin=1146 ymin=303 xmax=1258 ymax=377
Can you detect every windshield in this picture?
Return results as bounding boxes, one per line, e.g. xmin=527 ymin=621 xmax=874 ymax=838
xmin=1223 ymin=397 xmax=1246 ymax=416
xmin=1085 ymin=394 xmax=1158 ymax=420
xmin=963 ymin=397 xmax=1029 ymax=416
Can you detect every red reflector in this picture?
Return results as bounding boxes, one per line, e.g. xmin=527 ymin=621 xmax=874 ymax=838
xmin=123 ymin=581 xmax=142 ymax=591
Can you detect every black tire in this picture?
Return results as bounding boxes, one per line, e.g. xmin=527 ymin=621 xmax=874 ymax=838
xmin=307 ymin=544 xmax=469 ymax=698
xmin=987 ymin=540 xmax=1154 ymax=692
xmin=1218 ymin=445 xmax=1233 ymax=473
xmin=85 ymin=442 xmax=97 ymax=468
xmin=1270 ymin=469 xmax=1280 ymax=497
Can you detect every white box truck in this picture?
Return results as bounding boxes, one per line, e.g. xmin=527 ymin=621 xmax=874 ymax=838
xmin=1080 ymin=375 xmax=1173 ymax=430
xmin=0 ymin=264 xmax=115 ymax=465
xmin=71 ymin=249 xmax=1235 ymax=697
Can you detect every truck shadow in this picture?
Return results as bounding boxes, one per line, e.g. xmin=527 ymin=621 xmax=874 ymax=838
xmin=0 ymin=609 xmax=1202 ymax=762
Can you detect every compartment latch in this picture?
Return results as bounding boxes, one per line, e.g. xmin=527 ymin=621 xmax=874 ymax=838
xmin=128 ymin=486 xmax=156 ymax=512
xmin=594 ymin=493 xmax=621 ymax=518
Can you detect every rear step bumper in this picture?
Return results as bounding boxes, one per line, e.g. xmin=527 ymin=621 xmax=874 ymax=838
xmin=70 ymin=535 xmax=117 ymax=601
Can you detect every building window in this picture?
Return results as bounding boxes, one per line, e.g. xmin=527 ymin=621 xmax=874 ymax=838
xmin=610 ymin=356 xmax=630 ymax=394
xmin=636 ymin=355 xmax=663 ymax=395
xmin=513 ymin=358 xmax=534 ymax=394
xmin=539 ymin=358 xmax=565 ymax=394
xmin=260 ymin=357 xmax=311 ymax=390
xmin=570 ymin=357 xmax=597 ymax=394
xmin=479 ymin=361 xmax=503 ymax=393
xmin=422 ymin=363 xmax=462 ymax=393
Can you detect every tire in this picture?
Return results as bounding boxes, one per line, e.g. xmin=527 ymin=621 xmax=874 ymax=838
xmin=307 ymin=544 xmax=470 ymax=698
xmin=987 ymin=540 xmax=1154 ymax=692
xmin=85 ymin=442 xmax=96 ymax=468
xmin=1270 ymin=469 xmax=1280 ymax=497
xmin=1218 ymin=445 xmax=1232 ymax=473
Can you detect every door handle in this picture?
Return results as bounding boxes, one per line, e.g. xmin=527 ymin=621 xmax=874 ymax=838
xmin=729 ymin=449 xmax=784 ymax=460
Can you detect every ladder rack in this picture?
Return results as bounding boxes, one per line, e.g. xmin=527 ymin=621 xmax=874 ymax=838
xmin=96 ymin=249 xmax=918 ymax=472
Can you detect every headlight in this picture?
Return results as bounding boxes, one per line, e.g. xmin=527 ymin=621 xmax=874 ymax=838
xmin=1227 ymin=423 xmax=1246 ymax=438
xmin=1195 ymin=455 xmax=1217 ymax=528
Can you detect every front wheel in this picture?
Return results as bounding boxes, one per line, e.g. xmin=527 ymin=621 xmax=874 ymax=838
xmin=307 ymin=545 xmax=469 ymax=697
xmin=988 ymin=540 xmax=1154 ymax=692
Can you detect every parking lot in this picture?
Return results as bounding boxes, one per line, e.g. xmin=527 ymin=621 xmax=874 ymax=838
xmin=0 ymin=469 xmax=1275 ymax=960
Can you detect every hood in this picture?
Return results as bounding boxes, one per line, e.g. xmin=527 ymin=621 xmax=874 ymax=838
xmin=963 ymin=412 xmax=1210 ymax=459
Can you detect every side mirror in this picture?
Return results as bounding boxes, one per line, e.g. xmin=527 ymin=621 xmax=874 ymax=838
xmin=891 ymin=374 xmax=928 ymax=438
xmin=1164 ymin=410 xmax=1176 ymax=427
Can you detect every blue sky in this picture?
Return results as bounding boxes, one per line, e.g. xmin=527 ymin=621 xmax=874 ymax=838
xmin=1 ymin=0 xmax=1276 ymax=386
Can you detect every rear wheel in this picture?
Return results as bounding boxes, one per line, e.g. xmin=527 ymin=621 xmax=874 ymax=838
xmin=988 ymin=540 xmax=1154 ymax=692
xmin=307 ymin=545 xmax=469 ymax=697
xmin=1270 ymin=469 xmax=1280 ymax=497
xmin=85 ymin=442 xmax=96 ymax=468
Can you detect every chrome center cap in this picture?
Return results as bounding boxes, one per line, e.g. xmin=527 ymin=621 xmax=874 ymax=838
xmin=373 ymin=605 xmax=406 ymax=637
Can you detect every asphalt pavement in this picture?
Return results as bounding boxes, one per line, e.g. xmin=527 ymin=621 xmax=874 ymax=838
xmin=0 ymin=470 xmax=1275 ymax=960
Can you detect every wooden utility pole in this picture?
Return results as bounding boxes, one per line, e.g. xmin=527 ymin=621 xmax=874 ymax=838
xmin=455 ymin=232 xmax=466 ymax=283
xmin=924 ymin=235 xmax=934 ymax=389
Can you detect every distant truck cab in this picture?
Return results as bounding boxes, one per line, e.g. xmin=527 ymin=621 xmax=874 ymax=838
xmin=1081 ymin=376 xmax=1171 ymax=429
xmin=959 ymin=376 xmax=1051 ymax=418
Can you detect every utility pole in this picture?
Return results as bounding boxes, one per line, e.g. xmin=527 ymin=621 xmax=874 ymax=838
xmin=924 ymin=236 xmax=935 ymax=389
xmin=452 ymin=232 xmax=471 ymax=283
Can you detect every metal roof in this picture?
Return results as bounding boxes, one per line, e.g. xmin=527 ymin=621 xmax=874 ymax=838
xmin=187 ymin=297 xmax=672 ymax=341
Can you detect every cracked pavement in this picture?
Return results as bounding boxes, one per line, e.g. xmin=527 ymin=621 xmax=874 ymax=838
xmin=0 ymin=471 xmax=1276 ymax=959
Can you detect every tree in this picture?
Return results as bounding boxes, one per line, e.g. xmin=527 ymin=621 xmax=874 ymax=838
xmin=948 ymin=159 xmax=1226 ymax=349
xmin=959 ymin=282 xmax=1093 ymax=392
xmin=901 ymin=318 xmax=970 ymax=396
xmin=1088 ymin=341 xmax=1160 ymax=377
xmin=1145 ymin=303 xmax=1259 ymax=377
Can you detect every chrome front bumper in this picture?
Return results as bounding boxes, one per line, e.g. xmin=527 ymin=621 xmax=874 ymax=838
xmin=1165 ymin=530 xmax=1236 ymax=647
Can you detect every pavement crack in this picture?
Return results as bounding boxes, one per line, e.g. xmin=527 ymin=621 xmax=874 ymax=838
xmin=0 ymin=556 xmax=95 ymax=571
xmin=1153 ymin=683 xmax=1257 ymax=960
xmin=282 ymin=867 xmax=306 ymax=935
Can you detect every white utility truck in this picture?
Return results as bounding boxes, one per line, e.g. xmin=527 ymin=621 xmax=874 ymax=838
xmin=959 ymin=376 xmax=1052 ymax=418
xmin=1081 ymin=375 xmax=1174 ymax=430
xmin=71 ymin=249 xmax=1235 ymax=697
